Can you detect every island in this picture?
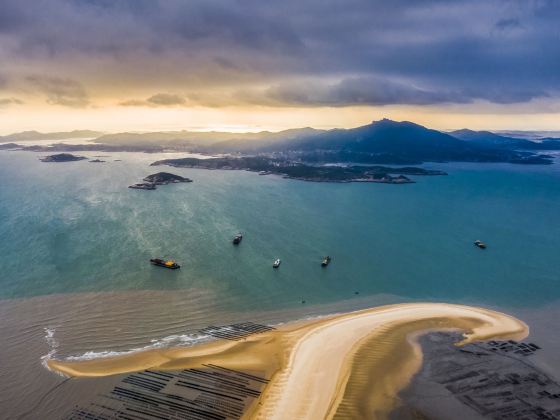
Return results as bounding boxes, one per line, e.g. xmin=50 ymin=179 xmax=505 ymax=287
xmin=89 ymin=159 xmax=106 ymax=163
xmin=39 ymin=153 xmax=87 ymax=162
xmin=0 ymin=143 xmax=20 ymax=150
xmin=128 ymin=172 xmax=192 ymax=190
xmin=142 ymin=172 xmax=193 ymax=185
xmin=150 ymin=156 xmax=446 ymax=183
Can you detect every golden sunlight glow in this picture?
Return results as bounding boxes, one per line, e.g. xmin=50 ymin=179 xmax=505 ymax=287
xmin=2 ymin=102 xmax=560 ymax=135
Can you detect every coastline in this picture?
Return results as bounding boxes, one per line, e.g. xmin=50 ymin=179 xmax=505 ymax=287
xmin=394 ymin=303 xmax=560 ymax=419
xmin=47 ymin=303 xmax=528 ymax=419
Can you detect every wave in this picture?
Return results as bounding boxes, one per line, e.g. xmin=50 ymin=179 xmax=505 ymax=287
xmin=41 ymin=328 xmax=213 ymax=368
xmin=66 ymin=332 xmax=214 ymax=361
xmin=41 ymin=313 xmax=336 ymax=368
xmin=41 ymin=327 xmax=63 ymax=375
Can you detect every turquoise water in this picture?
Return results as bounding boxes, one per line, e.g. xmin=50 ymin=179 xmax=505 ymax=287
xmin=1 ymin=150 xmax=559 ymax=309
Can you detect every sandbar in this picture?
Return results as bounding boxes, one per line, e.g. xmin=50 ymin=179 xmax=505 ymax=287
xmin=47 ymin=303 xmax=528 ymax=419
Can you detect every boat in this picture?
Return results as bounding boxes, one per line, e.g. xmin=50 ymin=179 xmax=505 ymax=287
xmin=273 ymin=258 xmax=281 ymax=268
xmin=129 ymin=183 xmax=156 ymax=190
xmin=233 ymin=233 xmax=243 ymax=245
xmin=150 ymin=258 xmax=181 ymax=269
xmin=321 ymin=256 xmax=332 ymax=267
xmin=474 ymin=240 xmax=487 ymax=249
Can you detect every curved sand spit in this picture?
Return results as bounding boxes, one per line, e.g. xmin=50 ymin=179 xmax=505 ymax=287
xmin=48 ymin=303 xmax=528 ymax=419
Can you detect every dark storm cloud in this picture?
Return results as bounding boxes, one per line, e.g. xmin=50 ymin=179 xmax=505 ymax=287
xmin=494 ymin=18 xmax=522 ymax=31
xmin=249 ymin=77 xmax=465 ymax=107
xmin=1 ymin=0 xmax=559 ymax=107
xmin=268 ymin=77 xmax=469 ymax=106
xmin=252 ymin=76 xmax=548 ymax=107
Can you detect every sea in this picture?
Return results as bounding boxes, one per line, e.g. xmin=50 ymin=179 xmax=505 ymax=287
xmin=0 ymin=146 xmax=559 ymax=417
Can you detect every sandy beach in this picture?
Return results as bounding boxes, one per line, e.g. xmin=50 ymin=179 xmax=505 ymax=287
xmin=48 ymin=303 xmax=528 ymax=419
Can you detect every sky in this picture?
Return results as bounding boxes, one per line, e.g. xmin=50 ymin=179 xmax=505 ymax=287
xmin=0 ymin=0 xmax=559 ymax=134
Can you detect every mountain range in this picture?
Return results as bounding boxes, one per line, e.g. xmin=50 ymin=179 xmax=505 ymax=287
xmin=206 ymin=119 xmax=559 ymax=164
xmin=0 ymin=130 xmax=104 ymax=142
xmin=450 ymin=129 xmax=560 ymax=151
xmin=2 ymin=119 xmax=559 ymax=165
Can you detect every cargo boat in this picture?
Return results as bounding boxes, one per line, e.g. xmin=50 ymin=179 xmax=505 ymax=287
xmin=129 ymin=183 xmax=156 ymax=190
xmin=150 ymin=258 xmax=181 ymax=269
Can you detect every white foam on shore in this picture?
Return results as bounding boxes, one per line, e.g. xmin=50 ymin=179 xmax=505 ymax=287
xmin=41 ymin=313 xmax=336 ymax=367
xmin=41 ymin=330 xmax=213 ymax=366
xmin=66 ymin=332 xmax=214 ymax=361
xmin=41 ymin=327 xmax=65 ymax=375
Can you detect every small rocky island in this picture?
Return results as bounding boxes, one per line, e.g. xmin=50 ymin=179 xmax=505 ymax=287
xmin=151 ymin=156 xmax=446 ymax=184
xmin=143 ymin=172 xmax=193 ymax=185
xmin=129 ymin=172 xmax=192 ymax=190
xmin=0 ymin=143 xmax=20 ymax=150
xmin=40 ymin=153 xmax=87 ymax=162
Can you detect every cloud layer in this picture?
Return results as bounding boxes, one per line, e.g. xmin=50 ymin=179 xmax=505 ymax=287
xmin=0 ymin=0 xmax=559 ymax=108
xmin=0 ymin=97 xmax=23 ymax=106
xmin=120 ymin=93 xmax=187 ymax=107
xmin=26 ymin=76 xmax=89 ymax=107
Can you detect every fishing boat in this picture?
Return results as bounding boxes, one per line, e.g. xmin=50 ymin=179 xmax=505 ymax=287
xmin=150 ymin=258 xmax=181 ymax=269
xmin=474 ymin=240 xmax=487 ymax=249
xmin=129 ymin=183 xmax=156 ymax=190
xmin=273 ymin=258 xmax=281 ymax=268
xmin=233 ymin=233 xmax=243 ymax=245
xmin=321 ymin=256 xmax=332 ymax=267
